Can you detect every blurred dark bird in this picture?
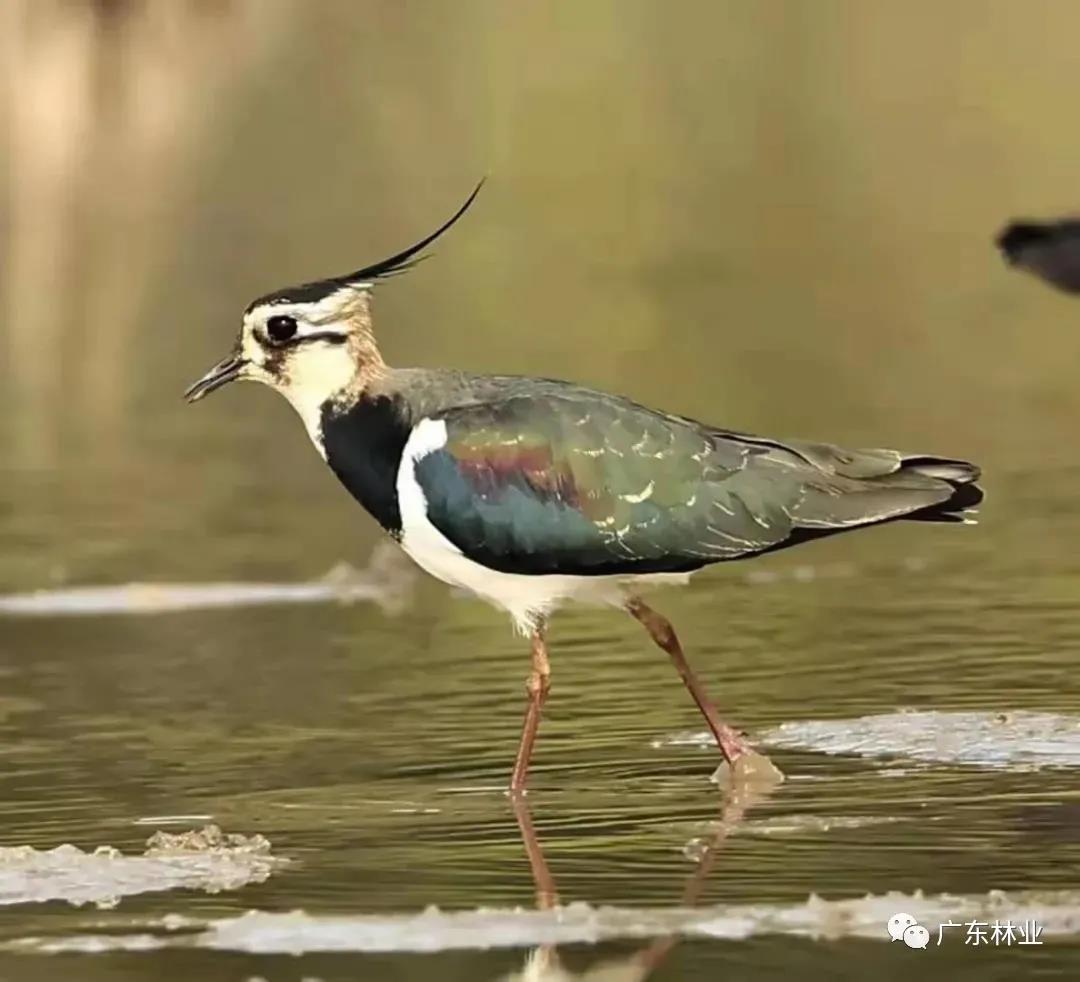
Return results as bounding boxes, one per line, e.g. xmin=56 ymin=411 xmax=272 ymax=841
xmin=185 ymin=184 xmax=984 ymax=792
xmin=996 ymin=218 xmax=1080 ymax=293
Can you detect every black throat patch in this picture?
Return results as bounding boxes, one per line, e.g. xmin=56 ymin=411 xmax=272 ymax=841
xmin=319 ymin=394 xmax=413 ymax=537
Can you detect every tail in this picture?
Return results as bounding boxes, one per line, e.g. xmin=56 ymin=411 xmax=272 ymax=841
xmin=896 ymin=456 xmax=983 ymax=523
xmin=763 ymin=439 xmax=985 ymax=542
xmin=705 ymin=430 xmax=984 ymax=557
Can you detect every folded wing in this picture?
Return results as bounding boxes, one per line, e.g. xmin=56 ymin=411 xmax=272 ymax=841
xmin=410 ymin=394 xmax=981 ymax=576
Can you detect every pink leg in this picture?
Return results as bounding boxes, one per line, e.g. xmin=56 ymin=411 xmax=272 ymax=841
xmin=626 ymin=597 xmax=750 ymax=765
xmin=509 ymin=623 xmax=551 ymax=792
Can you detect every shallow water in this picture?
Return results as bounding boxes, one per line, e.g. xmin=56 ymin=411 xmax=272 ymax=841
xmin=5 ymin=3 xmax=1080 ymax=980
xmin=3 ymin=532 xmax=1080 ymax=979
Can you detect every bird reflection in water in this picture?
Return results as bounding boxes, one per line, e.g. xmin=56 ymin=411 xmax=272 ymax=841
xmin=501 ymin=775 xmax=779 ymax=982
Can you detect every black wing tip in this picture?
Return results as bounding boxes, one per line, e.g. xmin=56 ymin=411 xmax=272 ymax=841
xmin=899 ymin=455 xmax=984 ymax=522
xmin=909 ymin=480 xmax=984 ymax=523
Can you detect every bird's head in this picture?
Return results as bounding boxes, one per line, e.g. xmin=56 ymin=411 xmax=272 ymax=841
xmin=184 ymin=181 xmax=483 ymax=419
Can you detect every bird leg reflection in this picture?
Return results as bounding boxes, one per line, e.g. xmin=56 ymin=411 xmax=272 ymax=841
xmin=638 ymin=776 xmax=776 ymax=973
xmin=507 ymin=776 xmax=780 ymax=981
xmin=510 ymin=791 xmax=561 ymax=978
xmin=511 ymin=791 xmax=559 ymax=911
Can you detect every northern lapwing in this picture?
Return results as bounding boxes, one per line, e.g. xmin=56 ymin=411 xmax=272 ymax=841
xmin=997 ymin=217 xmax=1080 ymax=293
xmin=186 ymin=184 xmax=983 ymax=791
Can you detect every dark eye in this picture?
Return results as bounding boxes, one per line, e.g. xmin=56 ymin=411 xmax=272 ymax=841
xmin=265 ymin=314 xmax=298 ymax=344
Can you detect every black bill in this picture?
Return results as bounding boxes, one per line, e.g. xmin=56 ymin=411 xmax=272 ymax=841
xmin=184 ymin=354 xmax=246 ymax=403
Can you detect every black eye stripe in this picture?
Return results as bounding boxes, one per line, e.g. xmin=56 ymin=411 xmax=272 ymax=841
xmin=303 ymin=331 xmax=347 ymax=344
xmin=270 ymin=330 xmax=348 ymax=349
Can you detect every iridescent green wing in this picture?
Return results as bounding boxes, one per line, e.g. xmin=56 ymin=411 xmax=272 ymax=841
xmin=411 ymin=394 xmax=794 ymax=576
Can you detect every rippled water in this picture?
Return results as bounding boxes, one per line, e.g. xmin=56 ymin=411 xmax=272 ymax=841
xmin=6 ymin=3 xmax=1080 ymax=980
xmin=3 ymin=514 xmax=1080 ymax=979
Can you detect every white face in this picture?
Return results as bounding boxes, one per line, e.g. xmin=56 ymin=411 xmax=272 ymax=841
xmin=240 ymin=297 xmax=358 ymax=403
xmin=185 ymin=285 xmax=374 ymax=448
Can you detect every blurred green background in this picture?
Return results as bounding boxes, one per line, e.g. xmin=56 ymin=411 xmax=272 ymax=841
xmin=3 ymin=0 xmax=1080 ymax=591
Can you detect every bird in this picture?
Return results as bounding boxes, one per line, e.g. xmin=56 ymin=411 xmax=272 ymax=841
xmin=185 ymin=183 xmax=983 ymax=792
xmin=996 ymin=217 xmax=1080 ymax=293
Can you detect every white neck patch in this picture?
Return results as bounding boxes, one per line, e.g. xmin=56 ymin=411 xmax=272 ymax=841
xmin=277 ymin=345 xmax=359 ymax=457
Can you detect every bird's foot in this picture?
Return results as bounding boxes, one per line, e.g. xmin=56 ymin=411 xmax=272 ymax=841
xmin=710 ymin=747 xmax=785 ymax=793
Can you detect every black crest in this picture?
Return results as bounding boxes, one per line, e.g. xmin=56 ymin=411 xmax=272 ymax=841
xmin=246 ymin=180 xmax=485 ymax=312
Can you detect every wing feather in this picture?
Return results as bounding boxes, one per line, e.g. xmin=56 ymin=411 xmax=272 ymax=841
xmin=409 ymin=395 xmax=977 ymax=576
